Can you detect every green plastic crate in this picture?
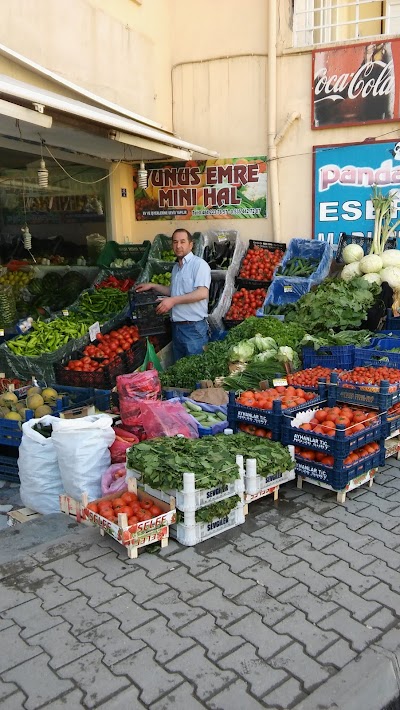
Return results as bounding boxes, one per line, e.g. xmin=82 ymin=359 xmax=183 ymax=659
xmin=97 ymin=240 xmax=151 ymax=270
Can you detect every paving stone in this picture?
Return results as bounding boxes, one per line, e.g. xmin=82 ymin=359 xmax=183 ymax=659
xmin=374 ymin=470 xmax=399 ymax=484
xmin=127 ymin=550 xmax=178 ymax=579
xmin=317 ymin=639 xmax=357 ymax=670
xmin=166 ymin=645 xmax=236 ymax=700
xmin=0 ymin=555 xmax=38 ymax=582
xmin=0 ymin=692 xmax=28 ymax=709
xmin=2 ymin=599 xmax=63 ymax=639
xmin=235 ymin=585 xmax=295 ymax=625
xmin=364 ymin=606 xmax=397 ymax=631
xmin=294 ymin=497 xmax=336 ymax=515
xmin=31 ymin=536 xmax=94 ymax=565
xmin=227 ymin=611 xmax=292 ymax=660
xmin=375 ymin=626 xmax=400 ymax=652
xmin=80 ymin=618 xmax=146 ymax=666
xmin=269 ymin=641 xmax=330 ymax=691
xmin=263 ymin=677 xmax=305 ymax=709
xmin=276 ymin=522 xmax=338 ymax=551
xmin=207 ymin=542 xmax=260 ymax=573
xmin=0 ymin=625 xmax=42 ymax=673
xmin=250 ymin=524 xmax=302 ymax=550
xmin=157 ymin=565 xmax=213 ymax=601
xmin=353 ymin=490 xmax=398 ymax=513
xmin=319 ymin=609 xmax=382 ymax=652
xmin=68 ymin=571 xmax=127 ymax=607
xmin=115 ymin=568 xmax=170 ymax=603
xmin=362 ymin=558 xmax=400 ymax=591
xmin=320 ymin=560 xmax=378 ymax=595
xmin=231 ymin=531 xmax=266 ymax=553
xmin=323 ymin=506 xmax=370 ymax=530
xmin=129 ymin=614 xmax=195 ymax=662
xmin=3 ymin=653 xmax=74 ymax=710
xmin=0 ymin=677 xmax=20 ymax=702
xmin=246 ymin=540 xmax=297 ymax=572
xmin=291 ymin=507 xmax=334 ymax=531
xmin=363 ymin=581 xmax=400 ymax=612
xmin=186 ymin=587 xmax=252 ymax=629
xmin=218 ymin=641 xmax=287 ymax=697
xmin=39 ymin=689 xmax=86 ymax=708
xmin=57 ymin=649 xmax=130 ymax=708
xmin=95 ymin=685 xmax=145 ymax=709
xmin=322 ymin=521 xmax=374 ymax=549
xmin=207 ymin=678 xmax=267 ymax=710
xmin=157 ymin=539 xmax=181 ymax=557
xmin=114 ymin=647 xmax=184 ymax=705
xmin=199 ymin=561 xmax=255 ymax=598
xmin=49 ymin=595 xmax=113 ymax=635
xmin=277 ymin=583 xmax=339 ymax=624
xmin=168 ymin=547 xmax=220 ymax=575
xmin=97 ymin=591 xmax=157 ymax=633
xmin=178 ymin=612 xmax=244 ymax=661
xmin=280 ymin=560 xmax=336 ymax=596
xmin=145 ymin=589 xmax=207 ymax=630
xmin=27 ymin=620 xmax=96 ymax=669
xmin=274 ymin=609 xmax=339 ymax=657
xmin=75 ymin=543 xmax=113 ymax=564
xmin=367 ymin=481 xmax=399 ymax=499
xmin=321 ymin=582 xmax=381 ymax=621
xmin=321 ymin=539 xmax=376 ymax=571
xmin=354 ymin=505 xmax=400 ymax=530
xmin=355 ymin=521 xmax=400 ymax=549
xmin=43 ymin=555 xmax=100 ymax=587
xmin=0 ymin=579 xmax=35 ymax=612
xmin=283 ymin=540 xmax=337 ymax=572
xmin=28 ymin=574 xmax=80 ymax=611
xmin=84 ymin=551 xmax=150 ymax=583
xmin=149 ymin=681 xmax=205 ymax=710
xmin=241 ymin=562 xmax=297 ymax=596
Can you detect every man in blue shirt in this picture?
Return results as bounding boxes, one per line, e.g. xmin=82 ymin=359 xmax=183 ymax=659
xmin=136 ymin=229 xmax=211 ymax=361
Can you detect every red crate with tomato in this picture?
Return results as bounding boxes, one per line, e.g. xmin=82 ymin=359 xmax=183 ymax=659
xmin=236 ymin=239 xmax=286 ymax=290
xmin=224 ymin=287 xmax=267 ymax=326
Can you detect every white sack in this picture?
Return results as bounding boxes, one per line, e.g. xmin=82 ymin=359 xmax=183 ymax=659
xmin=18 ymin=415 xmax=64 ymax=514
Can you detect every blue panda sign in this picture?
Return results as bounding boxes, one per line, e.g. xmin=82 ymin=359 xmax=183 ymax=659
xmin=313 ymin=139 xmax=400 ymax=252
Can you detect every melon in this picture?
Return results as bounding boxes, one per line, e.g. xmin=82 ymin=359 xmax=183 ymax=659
xmin=5 ymin=411 xmax=22 ymax=421
xmin=27 ymin=394 xmax=44 ymax=411
xmin=27 ymin=386 xmax=42 ymax=398
xmin=41 ymin=387 xmax=58 ymax=404
xmin=34 ymin=405 xmax=52 ymax=417
xmin=1 ymin=392 xmax=18 ymax=407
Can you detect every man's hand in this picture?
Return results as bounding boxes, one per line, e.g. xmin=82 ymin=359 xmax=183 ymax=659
xmin=156 ymin=296 xmax=175 ymax=314
xmin=135 ymin=283 xmax=153 ymax=292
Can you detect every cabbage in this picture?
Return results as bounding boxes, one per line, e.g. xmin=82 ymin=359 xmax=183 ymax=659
xmin=380 ymin=266 xmax=400 ymax=289
xmin=381 ymin=249 xmax=400 ymax=268
xmin=359 ymin=254 xmax=383 ymax=274
xmin=248 ymin=334 xmax=278 ymax=353
xmin=229 ymin=341 xmax=255 ymax=363
xmin=253 ymin=350 xmax=279 ymax=362
xmin=341 ymin=262 xmax=362 ymax=281
xmin=362 ymin=272 xmax=382 ymax=285
xmin=342 ymin=244 xmax=364 ymax=264
xmin=277 ymin=346 xmax=295 ymax=363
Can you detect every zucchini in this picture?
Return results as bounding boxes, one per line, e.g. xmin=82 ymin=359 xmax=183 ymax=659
xmin=185 ymin=401 xmax=203 ymax=412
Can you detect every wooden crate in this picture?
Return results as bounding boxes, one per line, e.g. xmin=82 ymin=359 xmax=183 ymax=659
xmin=7 ymin=507 xmax=42 ymax=526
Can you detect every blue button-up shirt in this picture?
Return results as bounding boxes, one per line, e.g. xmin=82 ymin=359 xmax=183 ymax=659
xmin=170 ymin=251 xmax=211 ymax=322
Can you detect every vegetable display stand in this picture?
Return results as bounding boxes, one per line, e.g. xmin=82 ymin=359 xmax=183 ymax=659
xmin=295 ymin=446 xmax=384 ymax=494
xmin=297 ymin=467 xmax=379 ymax=504
xmin=202 ymin=230 xmax=246 ymax=278
xmin=97 ymin=240 xmax=151 ymax=271
xmin=386 ymin=309 xmax=400 ymax=331
xmin=0 ymin=449 xmax=19 ymax=483
xmin=384 ymin=435 xmax=400 ymax=459
xmin=149 ymin=232 xmax=204 ymax=264
xmin=243 ymin=456 xmax=295 ymax=509
xmin=168 ymin=471 xmax=246 ymax=546
xmin=273 ymin=238 xmax=332 ymax=287
xmin=54 ymin=352 xmax=126 ymax=389
xmin=354 ymin=338 xmax=400 ymax=370
xmin=335 ymin=233 xmax=396 ymax=264
xmin=327 ymin=372 xmax=400 ymax=410
xmin=59 ymin=478 xmax=176 ymax=559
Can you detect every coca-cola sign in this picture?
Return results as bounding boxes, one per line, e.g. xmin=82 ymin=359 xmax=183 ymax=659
xmin=312 ymin=40 xmax=400 ymax=129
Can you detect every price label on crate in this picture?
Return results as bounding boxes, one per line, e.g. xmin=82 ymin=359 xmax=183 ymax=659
xmin=8 ymin=383 xmax=15 ymax=392
xmin=283 ymin=285 xmax=293 ymax=293
xmin=89 ymin=322 xmax=100 ymax=341
xmin=272 ymin=378 xmax=288 ymax=387
xmin=62 ymin=310 xmax=69 ymax=317
xmin=0 ymin=329 xmax=4 ymax=337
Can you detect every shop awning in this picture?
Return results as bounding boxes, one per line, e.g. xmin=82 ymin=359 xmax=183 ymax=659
xmin=0 ymin=74 xmax=218 ymax=166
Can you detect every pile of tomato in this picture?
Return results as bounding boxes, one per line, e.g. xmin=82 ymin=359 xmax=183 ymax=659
xmin=66 ymin=324 xmax=140 ymax=373
xmin=225 ymin=288 xmax=266 ymax=321
xmin=287 ymin=367 xmax=343 ymax=388
xmin=339 ymin=366 xmax=400 ymax=386
xmin=238 ymin=246 xmax=284 ymax=282
xmin=295 ymin=440 xmax=380 ymax=468
xmin=237 ymin=385 xmax=318 ymax=410
xmin=296 ymin=405 xmax=379 ymax=438
xmin=86 ymin=490 xmax=162 ymax=526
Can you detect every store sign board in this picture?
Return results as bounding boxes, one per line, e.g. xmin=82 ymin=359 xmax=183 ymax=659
xmin=313 ymin=139 xmax=400 ymax=251
xmin=133 ymin=157 xmax=267 ymax=220
xmin=312 ymin=40 xmax=400 ymax=129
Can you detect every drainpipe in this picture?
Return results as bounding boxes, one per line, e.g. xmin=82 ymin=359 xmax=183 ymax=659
xmin=267 ymin=1 xmax=300 ymax=242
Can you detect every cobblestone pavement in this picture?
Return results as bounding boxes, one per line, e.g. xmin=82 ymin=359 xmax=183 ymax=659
xmin=1 ymin=460 xmax=400 ymax=709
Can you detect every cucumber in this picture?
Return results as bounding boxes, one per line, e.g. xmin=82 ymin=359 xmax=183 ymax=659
xmin=185 ymin=400 xmax=203 ymax=412
xmin=216 ymin=411 xmax=227 ymax=421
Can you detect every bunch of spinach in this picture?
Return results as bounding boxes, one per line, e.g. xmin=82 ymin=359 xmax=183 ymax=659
xmin=301 ymin=329 xmax=373 ymax=350
xmin=176 ymin=495 xmax=241 ymax=524
xmin=285 ymin=278 xmax=380 ymax=333
xmin=126 ymin=433 xmax=293 ymax=491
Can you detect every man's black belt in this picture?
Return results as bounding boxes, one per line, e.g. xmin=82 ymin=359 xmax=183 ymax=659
xmin=172 ymin=319 xmax=206 ymax=324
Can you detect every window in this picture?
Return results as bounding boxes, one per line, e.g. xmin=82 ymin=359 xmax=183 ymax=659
xmin=293 ymin=0 xmax=400 ymax=47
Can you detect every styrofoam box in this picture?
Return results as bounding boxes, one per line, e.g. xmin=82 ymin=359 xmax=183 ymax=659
xmin=126 ymin=468 xmax=244 ymax=511
xmin=244 ymin=468 xmax=295 ymax=500
xmin=170 ymin=502 xmax=246 ymax=546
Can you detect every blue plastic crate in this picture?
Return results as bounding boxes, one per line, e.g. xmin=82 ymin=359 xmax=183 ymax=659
xmin=0 ymin=452 xmax=19 ymax=482
xmin=354 ymin=342 xmax=400 ymax=369
xmin=273 ymin=238 xmax=333 ymax=287
xmin=327 ymin=372 xmax=400 ymax=411
xmin=295 ymin=445 xmax=384 ymax=491
xmin=302 ymin=345 xmax=355 ymax=370
xmin=385 ymin=410 xmax=400 ymax=437
xmin=385 ymin=309 xmax=400 ymax=331
xmin=256 ymin=278 xmax=310 ymax=311
xmin=282 ymin=401 xmax=384 ymax=458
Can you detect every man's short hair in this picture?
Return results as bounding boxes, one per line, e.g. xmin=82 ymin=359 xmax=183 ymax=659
xmin=171 ymin=228 xmax=193 ymax=243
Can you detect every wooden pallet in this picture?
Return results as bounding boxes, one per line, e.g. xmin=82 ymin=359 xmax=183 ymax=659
xmin=296 ymin=468 xmax=378 ymax=505
xmin=7 ymin=507 xmax=42 ymax=526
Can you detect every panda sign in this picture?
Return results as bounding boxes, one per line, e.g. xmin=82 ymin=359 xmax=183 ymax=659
xmin=313 ymin=139 xmax=400 ymax=252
